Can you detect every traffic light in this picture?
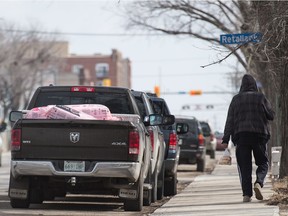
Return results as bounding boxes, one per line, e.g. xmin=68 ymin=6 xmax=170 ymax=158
xmin=154 ymin=85 xmax=160 ymax=97
xmin=189 ymin=90 xmax=202 ymax=95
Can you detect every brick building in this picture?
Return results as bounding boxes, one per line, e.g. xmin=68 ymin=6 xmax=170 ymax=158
xmin=59 ymin=49 xmax=131 ymax=88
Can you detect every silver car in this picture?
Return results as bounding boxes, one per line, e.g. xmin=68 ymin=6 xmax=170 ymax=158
xmin=200 ymin=121 xmax=216 ymax=159
xmin=0 ymin=135 xmax=3 ymax=167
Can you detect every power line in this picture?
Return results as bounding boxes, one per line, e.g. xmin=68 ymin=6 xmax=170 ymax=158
xmin=2 ymin=29 xmax=171 ymax=37
xmin=133 ymin=72 xmax=233 ymax=78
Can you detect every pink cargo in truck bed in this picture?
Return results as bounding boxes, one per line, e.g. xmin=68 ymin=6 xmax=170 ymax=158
xmin=24 ymin=104 xmax=119 ymax=120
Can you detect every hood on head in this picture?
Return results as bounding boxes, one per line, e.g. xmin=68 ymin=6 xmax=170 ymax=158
xmin=239 ymin=74 xmax=258 ymax=93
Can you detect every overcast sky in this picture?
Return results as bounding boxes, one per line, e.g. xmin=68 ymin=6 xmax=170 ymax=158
xmin=0 ymin=0 xmax=239 ymax=131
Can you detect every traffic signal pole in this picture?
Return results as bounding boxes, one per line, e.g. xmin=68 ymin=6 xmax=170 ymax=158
xmin=160 ymin=91 xmax=234 ymax=95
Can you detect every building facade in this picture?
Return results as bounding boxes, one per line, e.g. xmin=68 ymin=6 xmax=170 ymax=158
xmin=59 ymin=49 xmax=131 ymax=88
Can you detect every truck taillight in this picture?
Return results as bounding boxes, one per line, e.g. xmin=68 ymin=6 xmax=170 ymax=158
xmin=149 ymin=130 xmax=154 ymax=152
xmin=129 ymin=130 xmax=140 ymax=155
xmin=169 ymin=132 xmax=177 ymax=151
xmin=199 ymin=134 xmax=205 ymax=146
xmin=71 ymin=87 xmax=95 ymax=92
xmin=11 ymin=129 xmax=21 ymax=151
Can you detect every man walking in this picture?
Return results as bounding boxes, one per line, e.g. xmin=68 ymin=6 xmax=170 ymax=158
xmin=222 ymin=74 xmax=275 ymax=202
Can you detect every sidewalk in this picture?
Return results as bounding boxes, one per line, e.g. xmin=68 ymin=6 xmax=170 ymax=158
xmin=152 ymin=149 xmax=279 ymax=216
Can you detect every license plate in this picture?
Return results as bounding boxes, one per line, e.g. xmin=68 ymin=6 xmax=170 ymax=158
xmin=64 ymin=161 xmax=85 ymax=172
xmin=178 ymin=139 xmax=183 ymax=145
xmin=119 ymin=189 xmax=137 ymax=199
xmin=10 ymin=188 xmax=28 ymax=199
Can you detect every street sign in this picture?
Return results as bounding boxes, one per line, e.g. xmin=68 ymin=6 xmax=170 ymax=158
xmin=220 ymin=32 xmax=262 ymax=44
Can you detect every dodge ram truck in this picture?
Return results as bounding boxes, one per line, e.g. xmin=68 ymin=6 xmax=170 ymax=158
xmin=8 ymin=86 xmax=164 ymax=211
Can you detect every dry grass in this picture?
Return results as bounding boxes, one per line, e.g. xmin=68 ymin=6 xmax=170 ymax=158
xmin=267 ymin=177 xmax=288 ymax=214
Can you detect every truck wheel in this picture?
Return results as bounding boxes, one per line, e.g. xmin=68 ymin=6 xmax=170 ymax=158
xmin=143 ymin=165 xmax=152 ymax=206
xmin=164 ymin=172 xmax=177 ymax=196
xmin=151 ymin=167 xmax=158 ymax=203
xmin=143 ymin=188 xmax=152 ymax=206
xmin=10 ymin=198 xmax=30 ymax=208
xmin=124 ymin=170 xmax=143 ymax=211
xmin=210 ymin=149 xmax=216 ymax=159
xmin=196 ymin=158 xmax=205 ymax=172
xmin=157 ymin=162 xmax=165 ymax=200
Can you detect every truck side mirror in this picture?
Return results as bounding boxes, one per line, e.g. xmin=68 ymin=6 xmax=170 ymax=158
xmin=9 ymin=111 xmax=23 ymax=123
xmin=148 ymin=114 xmax=163 ymax=126
xmin=176 ymin=123 xmax=189 ymax=134
xmin=162 ymin=115 xmax=175 ymax=125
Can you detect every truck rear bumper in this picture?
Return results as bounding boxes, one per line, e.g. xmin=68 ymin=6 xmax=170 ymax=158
xmin=11 ymin=160 xmax=141 ymax=182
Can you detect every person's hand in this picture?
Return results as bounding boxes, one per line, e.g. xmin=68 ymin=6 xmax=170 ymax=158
xmin=222 ymin=142 xmax=229 ymax=147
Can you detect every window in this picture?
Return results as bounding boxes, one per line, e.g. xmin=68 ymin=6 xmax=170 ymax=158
xmin=95 ymin=63 xmax=109 ymax=78
xmin=72 ymin=64 xmax=83 ymax=74
xmin=34 ymin=92 xmax=133 ymax=114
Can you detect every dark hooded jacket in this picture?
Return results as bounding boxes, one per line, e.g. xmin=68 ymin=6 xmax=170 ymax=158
xmin=222 ymin=74 xmax=275 ymax=144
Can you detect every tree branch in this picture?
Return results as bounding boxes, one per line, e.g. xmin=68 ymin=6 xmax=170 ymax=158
xmin=200 ymin=44 xmax=243 ymax=68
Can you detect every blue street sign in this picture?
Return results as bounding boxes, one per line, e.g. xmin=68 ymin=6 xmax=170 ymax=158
xmin=220 ymin=32 xmax=262 ymax=44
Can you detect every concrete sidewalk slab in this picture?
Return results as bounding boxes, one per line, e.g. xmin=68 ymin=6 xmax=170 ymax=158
xmin=152 ymin=149 xmax=279 ymax=216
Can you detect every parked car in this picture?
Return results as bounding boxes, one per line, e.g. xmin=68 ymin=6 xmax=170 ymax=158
xmin=215 ymin=131 xmax=225 ymax=151
xmin=175 ymin=116 xmax=206 ymax=172
xmin=0 ymin=135 xmax=2 ymax=167
xmin=147 ymin=93 xmax=180 ymax=196
xmin=215 ymin=131 xmax=233 ymax=151
xmin=200 ymin=121 xmax=216 ymax=159
xmin=0 ymin=121 xmax=6 ymax=167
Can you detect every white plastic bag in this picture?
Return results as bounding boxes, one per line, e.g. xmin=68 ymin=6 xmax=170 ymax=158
xmin=219 ymin=148 xmax=232 ymax=165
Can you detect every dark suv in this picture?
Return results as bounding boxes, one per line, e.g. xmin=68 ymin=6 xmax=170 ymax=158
xmin=175 ymin=115 xmax=206 ymax=172
xmin=147 ymin=94 xmax=179 ymax=196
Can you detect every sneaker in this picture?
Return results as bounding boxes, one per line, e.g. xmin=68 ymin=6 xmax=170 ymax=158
xmin=254 ymin=183 xmax=263 ymax=200
xmin=243 ymin=196 xmax=252 ymax=202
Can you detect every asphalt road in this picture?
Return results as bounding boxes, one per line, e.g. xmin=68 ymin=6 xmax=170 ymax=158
xmin=0 ymin=152 xmax=216 ymax=216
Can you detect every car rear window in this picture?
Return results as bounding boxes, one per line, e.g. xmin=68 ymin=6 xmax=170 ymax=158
xmin=151 ymin=100 xmax=169 ymax=115
xmin=200 ymin=122 xmax=211 ymax=134
xmin=134 ymin=96 xmax=146 ymax=120
xmin=34 ymin=92 xmax=133 ymax=114
xmin=176 ymin=119 xmax=198 ymax=135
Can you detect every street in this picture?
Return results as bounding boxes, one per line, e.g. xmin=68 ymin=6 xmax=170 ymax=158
xmin=0 ymin=152 xmax=216 ymax=216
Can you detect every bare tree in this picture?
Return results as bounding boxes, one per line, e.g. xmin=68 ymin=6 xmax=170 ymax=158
xmin=122 ymin=0 xmax=247 ymax=67
xmin=0 ymin=23 xmax=65 ymax=121
xmin=121 ymin=0 xmax=288 ymax=177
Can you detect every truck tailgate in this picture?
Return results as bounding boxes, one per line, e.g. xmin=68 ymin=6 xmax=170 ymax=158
xmin=17 ymin=119 xmax=136 ymax=161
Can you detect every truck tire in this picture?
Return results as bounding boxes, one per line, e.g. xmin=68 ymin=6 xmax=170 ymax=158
xmin=124 ymin=170 xmax=144 ymax=211
xmin=210 ymin=149 xmax=216 ymax=159
xmin=151 ymin=166 xmax=158 ymax=203
xmin=196 ymin=158 xmax=205 ymax=172
xmin=157 ymin=162 xmax=165 ymax=200
xmin=143 ymin=188 xmax=152 ymax=206
xmin=143 ymin=165 xmax=152 ymax=206
xmin=164 ymin=172 xmax=177 ymax=196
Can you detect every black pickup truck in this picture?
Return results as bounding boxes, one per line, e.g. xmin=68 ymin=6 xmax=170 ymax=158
xmin=8 ymin=86 xmax=166 ymax=211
